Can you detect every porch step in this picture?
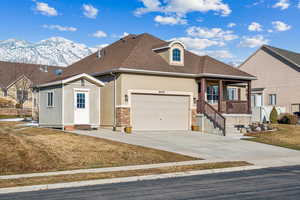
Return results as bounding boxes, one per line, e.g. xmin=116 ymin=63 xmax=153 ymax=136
xmin=74 ymin=125 xmax=92 ymax=130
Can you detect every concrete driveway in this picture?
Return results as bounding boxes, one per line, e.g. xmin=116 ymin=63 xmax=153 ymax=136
xmin=72 ymin=130 xmax=300 ymax=168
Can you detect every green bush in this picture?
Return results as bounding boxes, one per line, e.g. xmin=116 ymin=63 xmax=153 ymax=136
xmin=278 ymin=113 xmax=298 ymax=125
xmin=269 ymin=107 xmax=278 ymax=124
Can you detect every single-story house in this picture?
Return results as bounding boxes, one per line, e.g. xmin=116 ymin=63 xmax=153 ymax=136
xmin=37 ymin=33 xmax=256 ymax=135
xmin=239 ymin=45 xmax=300 ymax=122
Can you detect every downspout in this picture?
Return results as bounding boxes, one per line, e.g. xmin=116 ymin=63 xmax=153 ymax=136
xmin=111 ymin=72 xmax=117 ymax=131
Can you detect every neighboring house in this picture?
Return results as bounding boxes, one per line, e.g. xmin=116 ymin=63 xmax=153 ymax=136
xmin=37 ymin=33 xmax=255 ymax=135
xmin=0 ymin=61 xmax=64 ymax=114
xmin=239 ymin=45 xmax=300 ymax=122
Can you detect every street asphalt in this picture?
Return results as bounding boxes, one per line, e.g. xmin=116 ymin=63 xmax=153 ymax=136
xmin=1 ymin=165 xmax=300 ymax=200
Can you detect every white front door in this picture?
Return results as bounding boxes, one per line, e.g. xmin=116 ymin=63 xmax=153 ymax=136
xmin=74 ymin=91 xmax=89 ymax=124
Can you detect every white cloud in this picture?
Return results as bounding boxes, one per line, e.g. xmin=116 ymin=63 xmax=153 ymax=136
xmin=92 ymin=30 xmax=107 ymax=38
xmin=228 ymin=60 xmax=243 ymax=67
xmin=35 ymin=2 xmax=58 ymax=16
xmin=239 ymin=35 xmax=269 ymax=48
xmin=272 ymin=21 xmax=291 ymax=31
xmin=273 ymin=0 xmax=290 ymax=10
xmin=248 ymin=22 xmax=263 ymax=32
xmin=112 ymin=32 xmax=130 ymax=38
xmin=227 ymin=23 xmax=236 ymax=28
xmin=121 ymin=32 xmax=130 ymax=37
xmin=206 ymin=50 xmax=234 ymax=59
xmin=42 ymin=25 xmax=77 ymax=32
xmin=95 ymin=44 xmax=109 ymax=49
xmin=186 ymin=26 xmax=238 ymax=41
xmin=154 ymin=15 xmax=187 ymax=25
xmin=82 ymin=4 xmax=98 ymax=19
xmin=135 ymin=0 xmax=231 ymax=16
xmin=298 ymin=1 xmax=300 ymax=9
xmin=173 ymin=37 xmax=225 ymax=51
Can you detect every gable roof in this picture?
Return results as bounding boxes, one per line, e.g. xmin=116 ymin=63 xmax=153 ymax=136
xmin=37 ymin=73 xmax=105 ymax=88
xmin=0 ymin=61 xmax=64 ymax=89
xmin=52 ymin=33 xmax=255 ymax=81
xmin=239 ymin=45 xmax=300 ymax=72
xmin=263 ymin=45 xmax=300 ymax=69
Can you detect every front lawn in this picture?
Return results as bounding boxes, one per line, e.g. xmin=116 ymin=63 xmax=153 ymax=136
xmin=0 ymin=161 xmax=251 ymax=188
xmin=0 ymin=122 xmax=198 ymax=175
xmin=245 ymin=124 xmax=300 ymax=150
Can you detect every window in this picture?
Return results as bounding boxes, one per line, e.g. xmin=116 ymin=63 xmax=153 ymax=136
xmin=76 ymin=93 xmax=86 ymax=109
xmin=227 ymin=88 xmax=236 ymax=100
xmin=47 ymin=92 xmax=54 ymax=107
xmin=172 ymin=48 xmax=181 ymax=62
xmin=17 ymin=90 xmax=28 ymax=103
xmin=207 ymin=86 xmax=218 ymax=104
xmin=269 ymin=94 xmax=276 ymax=105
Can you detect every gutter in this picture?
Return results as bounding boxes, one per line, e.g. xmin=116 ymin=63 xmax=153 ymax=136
xmin=92 ymin=68 xmax=257 ymax=81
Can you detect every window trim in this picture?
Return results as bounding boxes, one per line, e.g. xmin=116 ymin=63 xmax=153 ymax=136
xmin=172 ymin=48 xmax=181 ymax=62
xmin=269 ymin=94 xmax=277 ymax=105
xmin=47 ymin=91 xmax=54 ymax=108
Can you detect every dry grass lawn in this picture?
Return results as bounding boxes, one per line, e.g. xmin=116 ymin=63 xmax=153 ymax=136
xmin=0 ymin=161 xmax=251 ymax=188
xmin=245 ymin=124 xmax=300 ymax=150
xmin=0 ymin=122 xmax=198 ymax=175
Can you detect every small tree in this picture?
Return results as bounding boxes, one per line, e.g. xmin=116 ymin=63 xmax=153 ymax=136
xmin=270 ymin=107 xmax=278 ymax=124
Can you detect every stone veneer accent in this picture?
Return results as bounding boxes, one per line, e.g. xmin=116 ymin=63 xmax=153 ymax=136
xmin=116 ymin=107 xmax=131 ymax=127
xmin=191 ymin=108 xmax=197 ymax=126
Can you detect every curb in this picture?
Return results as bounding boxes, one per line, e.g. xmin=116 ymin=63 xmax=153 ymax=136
xmin=0 ymin=165 xmax=264 ymax=194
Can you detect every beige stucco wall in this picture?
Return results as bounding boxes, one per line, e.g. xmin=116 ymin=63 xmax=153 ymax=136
xmin=97 ymin=74 xmax=122 ymax=127
xmin=156 ymin=43 xmax=184 ymax=66
xmin=98 ymin=73 xmax=198 ymax=128
xmin=120 ymin=73 xmax=197 ymax=106
xmin=240 ymin=49 xmax=300 ymax=113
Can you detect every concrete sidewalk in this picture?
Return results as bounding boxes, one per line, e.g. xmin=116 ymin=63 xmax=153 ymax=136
xmin=0 ymin=165 xmax=263 ymax=194
xmin=0 ymin=159 xmax=230 ymax=180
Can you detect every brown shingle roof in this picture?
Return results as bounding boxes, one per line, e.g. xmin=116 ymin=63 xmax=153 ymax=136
xmin=56 ymin=33 xmax=255 ymax=80
xmin=0 ymin=61 xmax=64 ymax=88
xmin=264 ymin=45 xmax=300 ymax=68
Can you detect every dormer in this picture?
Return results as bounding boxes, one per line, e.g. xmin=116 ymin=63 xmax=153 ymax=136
xmin=152 ymin=40 xmax=185 ymax=66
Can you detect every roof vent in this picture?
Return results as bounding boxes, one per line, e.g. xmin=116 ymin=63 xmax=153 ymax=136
xmin=97 ymin=49 xmax=101 ymax=59
xmin=97 ymin=49 xmax=105 ymax=59
xmin=39 ymin=65 xmax=48 ymax=72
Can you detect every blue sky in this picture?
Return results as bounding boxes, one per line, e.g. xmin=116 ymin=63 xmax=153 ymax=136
xmin=1 ymin=0 xmax=300 ymax=65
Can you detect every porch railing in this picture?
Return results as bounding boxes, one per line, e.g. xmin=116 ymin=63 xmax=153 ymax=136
xmin=224 ymin=100 xmax=249 ymax=114
xmin=197 ymin=100 xmax=226 ymax=136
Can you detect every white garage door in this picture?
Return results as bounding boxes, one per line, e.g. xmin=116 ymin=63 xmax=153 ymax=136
xmin=131 ymin=94 xmax=190 ymax=131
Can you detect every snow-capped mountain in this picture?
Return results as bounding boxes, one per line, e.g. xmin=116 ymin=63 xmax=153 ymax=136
xmin=0 ymin=37 xmax=97 ymax=67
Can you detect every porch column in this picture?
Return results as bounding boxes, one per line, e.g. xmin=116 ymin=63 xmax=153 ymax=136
xmin=247 ymin=81 xmax=252 ymax=114
xmin=218 ymin=80 xmax=223 ymax=112
xmin=199 ymin=78 xmax=206 ymax=113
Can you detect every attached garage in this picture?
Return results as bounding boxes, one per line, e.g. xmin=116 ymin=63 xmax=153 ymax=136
xmin=131 ymin=94 xmax=190 ymax=131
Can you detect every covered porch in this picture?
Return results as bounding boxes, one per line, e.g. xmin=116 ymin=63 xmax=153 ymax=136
xmin=197 ymin=78 xmax=252 ymax=115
